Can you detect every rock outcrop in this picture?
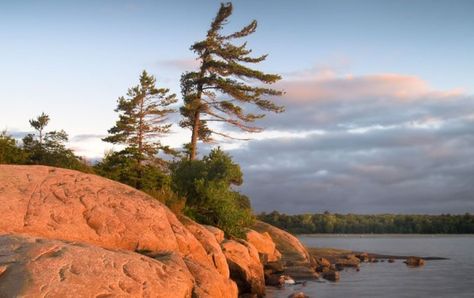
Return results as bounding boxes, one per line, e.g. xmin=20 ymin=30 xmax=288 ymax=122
xmin=252 ymin=221 xmax=316 ymax=280
xmin=0 ymin=234 xmax=195 ymax=297
xmin=0 ymin=165 xmax=237 ymax=297
xmin=221 ymin=239 xmax=266 ymax=297
xmin=245 ymin=229 xmax=282 ymax=263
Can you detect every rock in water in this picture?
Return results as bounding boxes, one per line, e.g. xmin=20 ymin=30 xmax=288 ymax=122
xmin=288 ymin=292 xmax=309 ymax=298
xmin=404 ymin=257 xmax=425 ymax=267
xmin=322 ymin=270 xmax=340 ymax=282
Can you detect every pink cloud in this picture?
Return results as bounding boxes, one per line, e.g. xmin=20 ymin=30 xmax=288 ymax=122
xmin=278 ymin=72 xmax=462 ymax=104
xmin=158 ymin=58 xmax=200 ymax=71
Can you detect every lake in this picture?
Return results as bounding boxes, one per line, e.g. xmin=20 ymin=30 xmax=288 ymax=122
xmin=267 ymin=234 xmax=474 ymax=298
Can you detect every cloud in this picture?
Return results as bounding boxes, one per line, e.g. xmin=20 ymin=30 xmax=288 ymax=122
xmin=157 ymin=58 xmax=200 ymax=71
xmin=219 ymin=69 xmax=474 ymax=214
xmin=70 ymin=134 xmax=106 ymax=142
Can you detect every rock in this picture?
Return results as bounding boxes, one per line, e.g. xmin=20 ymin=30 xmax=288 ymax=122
xmin=246 ymin=229 xmax=282 ymax=263
xmin=288 ymin=292 xmax=309 ymax=298
xmin=252 ymin=221 xmax=316 ymax=280
xmin=265 ymin=274 xmax=285 ymax=287
xmin=179 ymin=215 xmax=230 ymax=278
xmin=221 ymin=239 xmax=265 ymax=297
xmin=265 ymin=260 xmax=285 ymax=273
xmin=252 ymin=221 xmax=311 ymax=266
xmin=388 ymin=258 xmax=395 ymax=263
xmin=404 ymin=257 xmax=425 ymax=267
xmin=204 ymin=225 xmax=225 ymax=244
xmin=335 ymin=255 xmax=360 ymax=268
xmin=0 ymin=234 xmax=195 ymax=297
xmin=315 ymin=257 xmax=331 ymax=267
xmin=0 ymin=165 xmax=237 ymax=298
xmin=322 ymin=270 xmax=340 ymax=282
xmin=355 ymin=252 xmax=369 ymax=262
xmin=284 ymin=265 xmax=319 ymax=279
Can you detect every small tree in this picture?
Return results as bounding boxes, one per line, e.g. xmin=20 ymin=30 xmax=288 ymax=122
xmin=103 ymin=70 xmax=177 ymax=189
xmin=180 ymin=2 xmax=284 ymax=160
xmin=22 ymin=113 xmax=89 ymax=171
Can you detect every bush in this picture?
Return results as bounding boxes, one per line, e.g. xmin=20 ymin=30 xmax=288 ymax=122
xmin=171 ymin=148 xmax=254 ymax=237
xmin=0 ymin=131 xmax=27 ymax=164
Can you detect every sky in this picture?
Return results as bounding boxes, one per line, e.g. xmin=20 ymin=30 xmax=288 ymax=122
xmin=1 ymin=0 xmax=473 ymax=214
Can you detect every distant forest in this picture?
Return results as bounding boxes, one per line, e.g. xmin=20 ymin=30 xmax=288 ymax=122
xmin=258 ymin=211 xmax=474 ymax=234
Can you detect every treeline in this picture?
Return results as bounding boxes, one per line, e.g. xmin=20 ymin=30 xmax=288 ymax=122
xmin=0 ymin=3 xmax=283 ymax=238
xmin=258 ymin=211 xmax=474 ymax=234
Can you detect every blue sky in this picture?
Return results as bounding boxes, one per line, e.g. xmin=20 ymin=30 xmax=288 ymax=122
xmin=1 ymin=0 xmax=473 ymax=213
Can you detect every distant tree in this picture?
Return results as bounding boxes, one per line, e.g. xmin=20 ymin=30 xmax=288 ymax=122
xmin=180 ymin=2 xmax=284 ymax=160
xmin=0 ymin=130 xmax=27 ymax=164
xmin=28 ymin=112 xmax=49 ymax=147
xmin=102 ymin=70 xmax=177 ymax=189
xmin=21 ymin=113 xmax=89 ymax=171
xmin=171 ymin=148 xmax=253 ymax=237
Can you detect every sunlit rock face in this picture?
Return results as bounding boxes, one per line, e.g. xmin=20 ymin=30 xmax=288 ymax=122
xmin=0 ymin=165 xmax=237 ymax=298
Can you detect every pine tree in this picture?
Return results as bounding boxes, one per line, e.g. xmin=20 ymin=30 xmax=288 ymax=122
xmin=103 ymin=70 xmax=177 ymax=188
xmin=180 ymin=2 xmax=284 ymax=160
xmin=28 ymin=112 xmax=49 ymax=147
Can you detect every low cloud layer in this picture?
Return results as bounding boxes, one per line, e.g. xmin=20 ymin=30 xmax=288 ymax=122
xmin=228 ymin=71 xmax=474 ymax=214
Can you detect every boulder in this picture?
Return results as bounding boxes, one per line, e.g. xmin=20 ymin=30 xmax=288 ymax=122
xmin=252 ymin=221 xmax=311 ymax=266
xmin=288 ymin=292 xmax=309 ymax=298
xmin=265 ymin=274 xmax=285 ymax=287
xmin=252 ymin=221 xmax=316 ymax=280
xmin=388 ymin=258 xmax=395 ymax=263
xmin=0 ymin=165 xmax=237 ymax=298
xmin=204 ymin=225 xmax=225 ymax=244
xmin=245 ymin=229 xmax=282 ymax=263
xmin=221 ymin=239 xmax=265 ymax=297
xmin=315 ymin=257 xmax=331 ymax=268
xmin=335 ymin=254 xmax=360 ymax=268
xmin=284 ymin=265 xmax=319 ymax=280
xmin=355 ymin=252 xmax=369 ymax=262
xmin=322 ymin=270 xmax=340 ymax=282
xmin=179 ymin=215 xmax=230 ymax=278
xmin=0 ymin=234 xmax=195 ymax=297
xmin=404 ymin=257 xmax=425 ymax=267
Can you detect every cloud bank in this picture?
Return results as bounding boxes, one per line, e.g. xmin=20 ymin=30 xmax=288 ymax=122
xmin=227 ymin=70 xmax=474 ymax=214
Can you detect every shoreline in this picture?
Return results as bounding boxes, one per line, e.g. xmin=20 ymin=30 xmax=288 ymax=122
xmin=308 ymin=246 xmax=448 ymax=261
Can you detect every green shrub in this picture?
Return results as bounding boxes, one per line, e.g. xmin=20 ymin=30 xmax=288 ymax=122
xmin=171 ymin=148 xmax=254 ymax=237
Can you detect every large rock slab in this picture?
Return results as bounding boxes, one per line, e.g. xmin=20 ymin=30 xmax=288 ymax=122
xmin=221 ymin=239 xmax=265 ymax=297
xmin=0 ymin=165 xmax=237 ymax=298
xmin=245 ymin=229 xmax=281 ymax=263
xmin=0 ymin=234 xmax=195 ymax=297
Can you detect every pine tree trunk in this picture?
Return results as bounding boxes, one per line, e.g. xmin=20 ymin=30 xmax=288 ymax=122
xmin=190 ymin=110 xmax=200 ymax=160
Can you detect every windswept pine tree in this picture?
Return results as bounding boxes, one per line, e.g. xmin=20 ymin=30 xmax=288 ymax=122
xmin=102 ymin=71 xmax=177 ymax=188
xmin=180 ymin=2 xmax=284 ymax=160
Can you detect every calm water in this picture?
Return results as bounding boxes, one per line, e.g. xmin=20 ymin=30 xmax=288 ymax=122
xmin=267 ymin=235 xmax=474 ymax=298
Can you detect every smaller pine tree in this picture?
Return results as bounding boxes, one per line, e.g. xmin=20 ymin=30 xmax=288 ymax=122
xmin=103 ymin=70 xmax=177 ymax=188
